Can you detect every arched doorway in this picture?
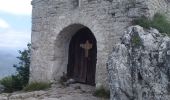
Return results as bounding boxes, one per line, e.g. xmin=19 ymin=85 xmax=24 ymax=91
xmin=67 ymin=27 xmax=97 ymax=85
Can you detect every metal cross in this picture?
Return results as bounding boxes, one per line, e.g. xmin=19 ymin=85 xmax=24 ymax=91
xmin=80 ymin=40 xmax=93 ymax=57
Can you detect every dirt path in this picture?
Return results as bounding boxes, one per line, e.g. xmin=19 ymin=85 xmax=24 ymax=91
xmin=0 ymin=83 xmax=109 ymax=100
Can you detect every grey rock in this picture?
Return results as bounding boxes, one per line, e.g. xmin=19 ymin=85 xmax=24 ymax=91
xmin=66 ymin=79 xmax=76 ymax=85
xmin=0 ymin=93 xmax=8 ymax=100
xmin=107 ymin=25 xmax=170 ymax=100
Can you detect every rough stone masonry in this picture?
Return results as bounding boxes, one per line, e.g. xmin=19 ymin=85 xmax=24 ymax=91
xmin=30 ymin=0 xmax=170 ymax=89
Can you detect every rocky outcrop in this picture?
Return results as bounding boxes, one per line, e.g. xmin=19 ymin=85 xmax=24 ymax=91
xmin=107 ymin=25 xmax=170 ymax=100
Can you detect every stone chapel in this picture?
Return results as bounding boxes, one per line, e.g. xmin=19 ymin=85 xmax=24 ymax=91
xmin=30 ymin=0 xmax=170 ymax=88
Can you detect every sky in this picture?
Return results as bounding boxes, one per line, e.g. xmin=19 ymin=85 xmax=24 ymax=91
xmin=0 ymin=0 xmax=32 ymax=78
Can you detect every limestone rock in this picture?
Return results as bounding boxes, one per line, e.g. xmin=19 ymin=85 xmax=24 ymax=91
xmin=107 ymin=25 xmax=170 ymax=100
xmin=0 ymin=96 xmax=8 ymax=100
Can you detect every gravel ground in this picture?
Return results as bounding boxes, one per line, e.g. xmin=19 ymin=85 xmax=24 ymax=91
xmin=0 ymin=83 xmax=109 ymax=100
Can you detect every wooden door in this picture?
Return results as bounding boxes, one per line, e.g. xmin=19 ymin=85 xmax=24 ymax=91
xmin=67 ymin=27 xmax=97 ymax=85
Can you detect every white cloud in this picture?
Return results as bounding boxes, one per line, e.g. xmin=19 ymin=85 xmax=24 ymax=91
xmin=0 ymin=18 xmax=10 ymax=29
xmin=0 ymin=0 xmax=32 ymax=15
xmin=0 ymin=30 xmax=31 ymax=49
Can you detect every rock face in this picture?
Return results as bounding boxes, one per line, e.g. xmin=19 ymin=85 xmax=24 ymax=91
xmin=107 ymin=26 xmax=170 ymax=100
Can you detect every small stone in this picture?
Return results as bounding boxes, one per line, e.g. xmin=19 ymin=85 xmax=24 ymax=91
xmin=66 ymin=79 xmax=76 ymax=85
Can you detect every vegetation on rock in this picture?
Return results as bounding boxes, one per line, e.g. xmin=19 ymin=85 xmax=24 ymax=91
xmin=0 ymin=76 xmax=14 ymax=93
xmin=131 ymin=34 xmax=142 ymax=47
xmin=23 ymin=82 xmax=51 ymax=92
xmin=133 ymin=13 xmax=170 ymax=36
xmin=93 ymin=86 xmax=110 ymax=99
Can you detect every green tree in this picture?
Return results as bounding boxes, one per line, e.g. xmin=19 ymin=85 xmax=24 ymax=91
xmin=13 ymin=43 xmax=31 ymax=88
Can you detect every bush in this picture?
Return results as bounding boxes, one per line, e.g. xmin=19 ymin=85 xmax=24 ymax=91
xmin=93 ymin=86 xmax=110 ymax=99
xmin=151 ymin=14 xmax=170 ymax=35
xmin=131 ymin=34 xmax=142 ymax=47
xmin=0 ymin=75 xmax=23 ymax=93
xmin=0 ymin=76 xmax=13 ymax=93
xmin=133 ymin=17 xmax=151 ymax=29
xmin=23 ymin=82 xmax=51 ymax=92
xmin=133 ymin=13 xmax=170 ymax=36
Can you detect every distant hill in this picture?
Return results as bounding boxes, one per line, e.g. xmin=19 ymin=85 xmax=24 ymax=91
xmin=0 ymin=49 xmax=18 ymax=79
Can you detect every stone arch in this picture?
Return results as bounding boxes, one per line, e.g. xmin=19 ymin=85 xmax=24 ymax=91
xmin=52 ymin=24 xmax=98 ymax=83
xmin=49 ymin=13 xmax=109 ymax=87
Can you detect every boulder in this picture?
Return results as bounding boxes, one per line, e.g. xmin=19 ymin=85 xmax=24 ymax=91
xmin=107 ymin=26 xmax=170 ymax=100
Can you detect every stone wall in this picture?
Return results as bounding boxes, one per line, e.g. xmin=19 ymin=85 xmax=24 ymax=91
xmin=30 ymin=0 xmax=170 ymax=88
xmin=145 ymin=0 xmax=168 ymax=17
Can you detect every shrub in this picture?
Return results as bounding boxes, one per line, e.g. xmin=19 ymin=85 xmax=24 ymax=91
xmin=0 ymin=75 xmax=23 ymax=93
xmin=0 ymin=76 xmax=13 ymax=93
xmin=93 ymin=86 xmax=110 ymax=99
xmin=131 ymin=34 xmax=142 ymax=47
xmin=133 ymin=17 xmax=151 ymax=29
xmin=151 ymin=14 xmax=170 ymax=35
xmin=23 ymin=82 xmax=51 ymax=92
xmin=133 ymin=13 xmax=170 ymax=36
